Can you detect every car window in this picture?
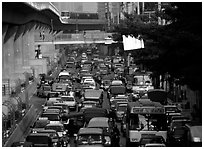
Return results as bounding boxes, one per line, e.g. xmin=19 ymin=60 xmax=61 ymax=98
xmin=61 ymin=96 xmax=74 ymax=101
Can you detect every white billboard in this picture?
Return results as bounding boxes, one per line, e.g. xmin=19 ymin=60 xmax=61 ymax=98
xmin=122 ymin=35 xmax=144 ymax=51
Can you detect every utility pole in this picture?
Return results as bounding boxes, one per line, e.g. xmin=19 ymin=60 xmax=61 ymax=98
xmin=76 ymin=13 xmax=79 ymax=33
xmin=137 ymin=2 xmax=140 ymax=15
xmin=158 ymin=2 xmax=162 ymax=25
xmin=142 ymin=2 xmax=145 ymax=14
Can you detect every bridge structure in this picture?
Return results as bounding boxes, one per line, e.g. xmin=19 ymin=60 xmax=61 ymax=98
xmin=2 ymin=2 xmax=115 ymax=89
xmin=2 ymin=2 xmax=118 ymax=128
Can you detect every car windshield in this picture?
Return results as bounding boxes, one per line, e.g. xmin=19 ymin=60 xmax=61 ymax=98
xmin=41 ymin=114 xmax=59 ymax=121
xmin=45 ymin=125 xmax=64 ymax=132
xmin=78 ymin=135 xmax=102 ymax=144
xmin=61 ymin=97 xmax=74 ymax=101
xmin=43 ymin=86 xmax=51 ymax=91
xmin=118 ymin=106 xmax=127 ymax=112
xmin=35 ymin=121 xmax=48 ymax=128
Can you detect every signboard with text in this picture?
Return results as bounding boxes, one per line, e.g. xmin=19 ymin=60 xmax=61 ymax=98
xmin=131 ymin=107 xmax=165 ymax=114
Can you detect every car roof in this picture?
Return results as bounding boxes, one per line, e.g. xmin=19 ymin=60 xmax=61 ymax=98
xmin=88 ymin=117 xmax=109 ymax=128
xmin=78 ymin=128 xmax=103 ymax=135
xmin=34 ymin=129 xmax=57 ymax=133
xmin=145 ymin=143 xmax=166 ymax=147
xmin=45 ymin=122 xmax=63 ymax=127
xmin=27 ymin=133 xmax=50 ymax=137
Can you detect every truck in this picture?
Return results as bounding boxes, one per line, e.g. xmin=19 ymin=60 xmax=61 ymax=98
xmin=83 ymin=89 xmax=103 ymax=107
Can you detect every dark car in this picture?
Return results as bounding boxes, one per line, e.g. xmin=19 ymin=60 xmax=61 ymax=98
xmin=26 ymin=133 xmax=53 ymax=147
xmin=168 ymin=126 xmax=187 ymax=146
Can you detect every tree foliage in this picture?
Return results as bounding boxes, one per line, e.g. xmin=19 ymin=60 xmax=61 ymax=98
xmin=113 ymin=2 xmax=202 ymax=90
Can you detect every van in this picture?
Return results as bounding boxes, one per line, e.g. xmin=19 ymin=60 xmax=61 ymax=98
xmin=87 ymin=117 xmax=114 ymax=146
xmin=76 ymin=128 xmax=105 ymax=147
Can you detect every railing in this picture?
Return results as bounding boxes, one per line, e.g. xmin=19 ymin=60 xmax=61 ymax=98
xmin=34 ymin=32 xmax=113 ymax=44
xmin=2 ymin=79 xmax=37 ymax=146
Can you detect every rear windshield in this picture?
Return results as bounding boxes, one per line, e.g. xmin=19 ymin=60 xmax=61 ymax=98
xmin=45 ymin=125 xmax=64 ymax=132
xmin=41 ymin=114 xmax=59 ymax=121
xmin=26 ymin=136 xmax=50 ymax=144
xmin=61 ymin=96 xmax=74 ymax=101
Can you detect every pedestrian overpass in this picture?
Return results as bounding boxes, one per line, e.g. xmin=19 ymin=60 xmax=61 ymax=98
xmin=34 ymin=31 xmax=117 ymax=45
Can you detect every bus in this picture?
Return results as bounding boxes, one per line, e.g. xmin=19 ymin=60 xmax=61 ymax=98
xmin=126 ymin=100 xmax=167 ymax=146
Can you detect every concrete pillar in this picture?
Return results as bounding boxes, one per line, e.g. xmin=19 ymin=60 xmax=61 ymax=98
xmin=28 ymin=28 xmax=35 ymax=60
xmin=22 ymin=25 xmax=30 ymax=66
xmin=2 ymin=24 xmax=9 ymax=79
xmin=13 ymin=25 xmax=24 ymax=73
xmin=3 ymin=25 xmax=18 ymax=86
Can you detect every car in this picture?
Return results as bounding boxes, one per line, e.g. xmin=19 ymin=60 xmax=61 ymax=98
xmin=87 ymin=117 xmax=114 ymax=146
xmin=25 ymin=133 xmax=53 ymax=147
xmin=52 ymin=103 xmax=70 ymax=115
xmin=80 ymin=101 xmax=98 ymax=111
xmin=37 ymin=84 xmax=52 ymax=97
xmin=169 ymin=119 xmax=191 ymax=132
xmin=45 ymin=122 xmax=67 ymax=138
xmin=41 ymin=112 xmax=61 ymax=122
xmin=82 ymin=82 xmax=96 ymax=90
xmin=83 ymin=108 xmax=109 ymax=125
xmin=60 ymin=95 xmax=77 ymax=111
xmin=83 ymin=89 xmax=103 ymax=107
xmin=83 ymin=78 xmax=95 ymax=84
xmin=32 ymin=129 xmax=61 ymax=147
xmin=139 ymin=135 xmax=166 ymax=147
xmin=76 ymin=128 xmax=106 ymax=147
xmin=111 ymin=80 xmax=123 ymax=86
xmin=31 ymin=117 xmax=50 ymax=132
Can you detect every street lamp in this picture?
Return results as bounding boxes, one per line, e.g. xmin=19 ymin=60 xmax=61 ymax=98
xmin=76 ymin=13 xmax=79 ymax=33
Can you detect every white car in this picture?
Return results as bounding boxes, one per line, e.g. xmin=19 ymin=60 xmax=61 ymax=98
xmin=111 ymin=80 xmax=123 ymax=86
xmin=60 ymin=95 xmax=77 ymax=111
xmin=83 ymin=78 xmax=96 ymax=85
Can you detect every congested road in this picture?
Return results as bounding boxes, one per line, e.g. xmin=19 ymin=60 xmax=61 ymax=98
xmin=11 ymin=51 xmax=201 ymax=147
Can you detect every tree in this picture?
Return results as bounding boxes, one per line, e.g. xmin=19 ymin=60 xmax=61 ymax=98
xmin=112 ymin=2 xmax=201 ymax=90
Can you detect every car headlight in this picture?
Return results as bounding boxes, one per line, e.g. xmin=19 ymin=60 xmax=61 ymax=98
xmin=193 ymin=137 xmax=201 ymax=142
xmin=53 ymin=142 xmax=58 ymax=146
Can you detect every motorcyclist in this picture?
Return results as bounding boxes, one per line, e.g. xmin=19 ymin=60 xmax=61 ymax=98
xmin=60 ymin=131 xmax=69 ymax=147
xmin=112 ymin=125 xmax=120 ymax=147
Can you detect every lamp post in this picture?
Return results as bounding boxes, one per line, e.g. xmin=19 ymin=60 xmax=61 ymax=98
xmin=76 ymin=13 xmax=79 ymax=33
